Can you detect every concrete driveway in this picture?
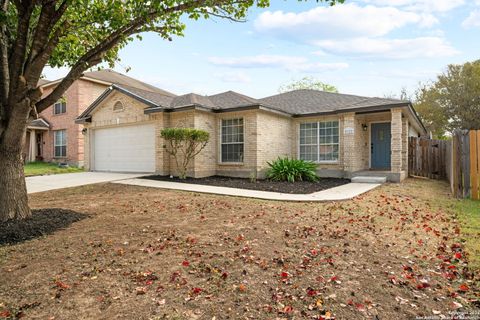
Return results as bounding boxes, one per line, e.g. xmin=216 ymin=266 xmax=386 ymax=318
xmin=26 ymin=172 xmax=146 ymax=194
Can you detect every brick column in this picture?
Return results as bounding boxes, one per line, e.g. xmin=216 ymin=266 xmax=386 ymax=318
xmin=402 ymin=118 xmax=408 ymax=172
xmin=343 ymin=113 xmax=356 ymax=173
xmin=391 ymin=108 xmax=403 ymax=173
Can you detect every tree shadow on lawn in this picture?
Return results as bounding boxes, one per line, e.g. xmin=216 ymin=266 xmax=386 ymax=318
xmin=0 ymin=208 xmax=89 ymax=246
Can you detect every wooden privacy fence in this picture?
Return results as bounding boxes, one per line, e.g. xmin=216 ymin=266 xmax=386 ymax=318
xmin=408 ymin=137 xmax=448 ymax=180
xmin=451 ymin=129 xmax=480 ymax=199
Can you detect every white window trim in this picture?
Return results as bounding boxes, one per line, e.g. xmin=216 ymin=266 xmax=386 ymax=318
xmin=54 ymin=130 xmax=67 ymax=158
xmin=218 ymin=117 xmax=245 ymax=165
xmin=298 ymin=120 xmax=340 ymax=164
xmin=53 ymin=99 xmax=66 ymax=115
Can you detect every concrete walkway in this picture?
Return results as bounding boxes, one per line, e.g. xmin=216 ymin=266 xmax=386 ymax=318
xmin=27 ymin=172 xmax=146 ymax=194
xmin=113 ymin=178 xmax=382 ymax=202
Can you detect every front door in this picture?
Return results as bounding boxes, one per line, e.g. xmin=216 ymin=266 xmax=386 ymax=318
xmin=371 ymin=122 xmax=391 ymax=169
xmin=36 ymin=133 xmax=43 ymax=158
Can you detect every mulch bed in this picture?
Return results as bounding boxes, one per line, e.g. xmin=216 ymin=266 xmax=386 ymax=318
xmin=0 ymin=209 xmax=89 ymax=245
xmin=141 ymin=175 xmax=350 ymax=194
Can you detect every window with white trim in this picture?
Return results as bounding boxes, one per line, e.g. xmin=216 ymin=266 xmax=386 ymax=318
xmin=299 ymin=121 xmax=339 ymax=162
xmin=221 ymin=118 xmax=244 ymax=163
xmin=53 ymin=98 xmax=66 ymax=114
xmin=54 ymin=130 xmax=67 ymax=158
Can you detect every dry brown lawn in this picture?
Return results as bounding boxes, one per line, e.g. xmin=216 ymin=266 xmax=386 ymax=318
xmin=0 ymin=178 xmax=478 ymax=319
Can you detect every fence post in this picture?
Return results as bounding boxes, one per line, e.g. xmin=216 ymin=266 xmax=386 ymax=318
xmin=463 ymin=131 xmax=471 ymax=198
xmin=472 ymin=130 xmax=480 ymax=200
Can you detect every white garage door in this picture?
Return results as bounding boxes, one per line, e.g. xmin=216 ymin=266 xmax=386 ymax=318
xmin=93 ymin=124 xmax=156 ymax=173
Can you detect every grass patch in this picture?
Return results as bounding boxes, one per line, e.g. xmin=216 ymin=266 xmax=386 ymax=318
xmin=456 ymin=199 xmax=480 ymax=270
xmin=24 ymin=161 xmax=83 ymax=177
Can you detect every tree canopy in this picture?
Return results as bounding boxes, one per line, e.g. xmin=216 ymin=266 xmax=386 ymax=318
xmin=278 ymin=76 xmax=338 ymax=93
xmin=414 ymin=60 xmax=480 ymax=138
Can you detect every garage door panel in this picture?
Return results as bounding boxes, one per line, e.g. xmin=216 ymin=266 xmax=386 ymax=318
xmin=93 ymin=124 xmax=155 ymax=173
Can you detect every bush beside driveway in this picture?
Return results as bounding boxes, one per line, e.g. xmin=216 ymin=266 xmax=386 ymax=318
xmin=0 ymin=179 xmax=478 ymax=319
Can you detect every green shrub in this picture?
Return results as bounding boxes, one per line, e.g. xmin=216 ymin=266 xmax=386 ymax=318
xmin=161 ymin=128 xmax=209 ymax=179
xmin=266 ymin=157 xmax=319 ymax=182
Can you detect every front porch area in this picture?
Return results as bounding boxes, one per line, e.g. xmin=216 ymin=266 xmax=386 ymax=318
xmin=342 ymin=107 xmax=413 ymax=182
xmin=24 ymin=119 xmax=50 ymax=163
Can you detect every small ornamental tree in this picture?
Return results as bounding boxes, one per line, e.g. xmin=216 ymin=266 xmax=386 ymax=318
xmin=161 ymin=128 xmax=209 ymax=179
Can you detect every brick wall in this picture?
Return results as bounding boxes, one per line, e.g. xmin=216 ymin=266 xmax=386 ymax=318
xmin=390 ymin=108 xmax=403 ymax=173
xmin=256 ymin=111 xmax=293 ymax=177
xmin=193 ymin=110 xmax=217 ymax=177
xmin=39 ymin=79 xmax=108 ymax=166
xmin=402 ymin=117 xmax=409 ymax=172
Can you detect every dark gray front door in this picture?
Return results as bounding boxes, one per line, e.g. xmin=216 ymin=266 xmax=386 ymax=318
xmin=371 ymin=122 xmax=391 ymax=169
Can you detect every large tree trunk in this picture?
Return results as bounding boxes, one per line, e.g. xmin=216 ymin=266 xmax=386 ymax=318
xmin=0 ymin=146 xmax=30 ymax=221
xmin=0 ymin=105 xmax=31 ymax=222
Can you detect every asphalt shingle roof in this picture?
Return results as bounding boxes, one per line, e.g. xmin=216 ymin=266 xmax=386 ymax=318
xmin=259 ymin=89 xmax=408 ymax=115
xmin=79 ymin=76 xmax=413 ymax=123
xmin=84 ymin=69 xmax=176 ymax=97
xmin=208 ymin=91 xmax=260 ymax=109
xmin=116 ymin=84 xmax=174 ymax=107
xmin=170 ymin=93 xmax=217 ymax=109
xmin=28 ymin=118 xmax=49 ymax=128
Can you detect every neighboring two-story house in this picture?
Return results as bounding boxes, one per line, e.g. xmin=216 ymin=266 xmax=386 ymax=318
xmin=24 ymin=70 xmax=175 ymax=166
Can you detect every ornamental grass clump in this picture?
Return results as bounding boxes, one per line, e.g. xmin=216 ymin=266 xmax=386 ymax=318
xmin=266 ymin=157 xmax=319 ymax=183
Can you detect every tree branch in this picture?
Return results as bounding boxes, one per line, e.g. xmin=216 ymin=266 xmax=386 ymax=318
xmin=35 ymin=0 xmax=252 ymax=112
xmin=0 ymin=0 xmax=10 ymax=106
xmin=7 ymin=0 xmax=34 ymax=108
xmin=25 ymin=0 xmax=69 ymax=87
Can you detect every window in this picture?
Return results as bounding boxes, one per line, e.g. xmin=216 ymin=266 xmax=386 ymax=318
xmin=53 ymin=98 xmax=66 ymax=114
xmin=113 ymin=101 xmax=124 ymax=111
xmin=299 ymin=121 xmax=339 ymax=162
xmin=221 ymin=118 xmax=244 ymax=163
xmin=54 ymin=130 xmax=67 ymax=158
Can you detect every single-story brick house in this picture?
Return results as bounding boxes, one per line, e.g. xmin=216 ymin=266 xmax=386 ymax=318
xmin=76 ymin=85 xmax=427 ymax=182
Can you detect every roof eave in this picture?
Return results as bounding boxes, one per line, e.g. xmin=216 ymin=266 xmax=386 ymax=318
xmin=27 ymin=126 xmax=50 ymax=130
xmin=75 ymin=116 xmax=92 ymax=124
xmin=76 ymin=86 xmax=114 ymax=120
xmin=292 ymin=102 xmax=411 ymax=118
xmin=213 ymin=104 xmax=292 ymax=117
